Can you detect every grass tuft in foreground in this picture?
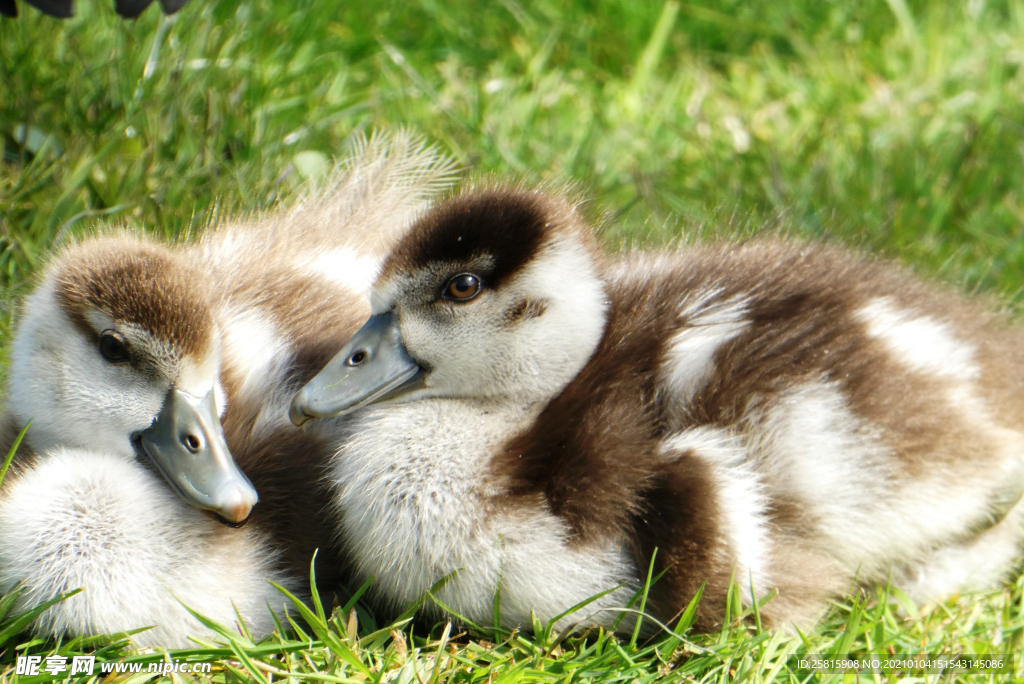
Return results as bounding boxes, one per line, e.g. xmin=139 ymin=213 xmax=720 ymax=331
xmin=0 ymin=561 xmax=1021 ymax=682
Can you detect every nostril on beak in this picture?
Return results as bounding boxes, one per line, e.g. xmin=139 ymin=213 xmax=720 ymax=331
xmin=347 ymin=349 xmax=369 ymax=366
xmin=182 ymin=433 xmax=202 ymax=453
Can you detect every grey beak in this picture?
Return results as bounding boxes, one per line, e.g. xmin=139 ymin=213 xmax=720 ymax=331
xmin=290 ymin=312 xmax=423 ymax=426
xmin=137 ymin=388 xmax=258 ymax=524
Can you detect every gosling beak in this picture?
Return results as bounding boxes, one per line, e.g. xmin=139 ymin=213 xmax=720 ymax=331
xmin=137 ymin=388 xmax=258 ymax=524
xmin=290 ymin=312 xmax=423 ymax=426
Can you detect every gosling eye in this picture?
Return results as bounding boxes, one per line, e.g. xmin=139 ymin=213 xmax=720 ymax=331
xmin=98 ymin=330 xmax=130 ymax=363
xmin=442 ymin=273 xmax=482 ymax=301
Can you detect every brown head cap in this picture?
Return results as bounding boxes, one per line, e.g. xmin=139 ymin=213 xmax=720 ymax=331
xmin=53 ymin=237 xmax=213 ymax=357
xmin=379 ymin=187 xmax=595 ymax=288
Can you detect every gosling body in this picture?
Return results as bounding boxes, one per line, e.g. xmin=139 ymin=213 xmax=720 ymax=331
xmin=294 ymin=188 xmax=1024 ymax=631
xmin=0 ymin=238 xmax=289 ymax=647
xmin=0 ymin=132 xmax=458 ymax=646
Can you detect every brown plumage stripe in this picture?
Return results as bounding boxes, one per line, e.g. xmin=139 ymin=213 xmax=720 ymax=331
xmin=54 ymin=238 xmax=213 ymax=357
xmin=223 ymin=413 xmax=353 ymax=587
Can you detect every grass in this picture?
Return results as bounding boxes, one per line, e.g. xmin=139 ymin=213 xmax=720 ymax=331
xmin=2 ymin=0 xmax=1024 ymax=681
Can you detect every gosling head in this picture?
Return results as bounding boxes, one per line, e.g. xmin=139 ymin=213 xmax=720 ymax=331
xmin=291 ymin=188 xmax=608 ymax=424
xmin=7 ymin=237 xmax=257 ymax=524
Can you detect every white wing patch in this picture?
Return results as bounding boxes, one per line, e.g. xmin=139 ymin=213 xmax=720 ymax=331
xmin=751 ymin=381 xmax=896 ymax=564
xmin=748 ymin=380 xmax=1017 ymax=586
xmin=661 ymin=293 xmax=750 ymax=406
xmin=854 ymin=297 xmax=1024 ymax=527
xmin=304 ymin=248 xmax=380 ymax=294
xmin=219 ymin=308 xmax=291 ymax=400
xmin=855 ymin=297 xmax=979 ymax=380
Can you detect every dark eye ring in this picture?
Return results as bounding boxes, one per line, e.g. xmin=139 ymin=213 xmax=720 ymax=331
xmin=443 ymin=273 xmax=482 ymax=301
xmin=98 ymin=330 xmax=130 ymax=363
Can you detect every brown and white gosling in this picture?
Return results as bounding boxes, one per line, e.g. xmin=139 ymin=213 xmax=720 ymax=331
xmin=0 ymin=131 xmax=458 ymax=647
xmin=291 ymin=187 xmax=1024 ymax=632
xmin=0 ymin=237 xmax=286 ymax=648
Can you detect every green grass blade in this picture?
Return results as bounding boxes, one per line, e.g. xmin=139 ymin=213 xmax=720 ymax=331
xmin=228 ymin=639 xmax=272 ymax=684
xmin=492 ymin=575 xmax=503 ymax=635
xmin=656 ymin=582 xmax=705 ymax=660
xmin=308 ymin=549 xmax=327 ymax=625
xmin=177 ymin=600 xmax=255 ymax=649
xmin=428 ymin=621 xmax=452 ymax=684
xmin=341 ymin=575 xmax=374 ymax=614
xmin=541 ymin=584 xmax=625 ymax=641
xmin=0 ymin=422 xmax=30 ymax=489
xmin=268 ymin=600 xmax=289 ymax=643
xmin=832 ymin=596 xmax=864 ymax=657
xmin=269 ymin=581 xmax=372 ymax=677
xmin=357 ymin=617 xmax=412 ymax=652
xmin=630 ymin=548 xmax=657 ymax=647
xmin=749 ymin=570 xmax=763 ymax=635
xmin=424 ymin=591 xmax=488 ymax=635
xmin=394 ymin=571 xmax=458 ymax=624
xmin=0 ymin=586 xmax=23 ymax=624
xmin=0 ymin=588 xmax=82 ymax=646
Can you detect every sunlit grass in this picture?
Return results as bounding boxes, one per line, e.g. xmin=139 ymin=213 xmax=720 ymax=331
xmin=3 ymin=0 xmax=1024 ymax=681
xmin=1 ymin=556 xmax=1020 ymax=683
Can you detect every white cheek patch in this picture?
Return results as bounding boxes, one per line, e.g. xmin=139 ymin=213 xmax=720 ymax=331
xmin=219 ymin=309 xmax=292 ymax=400
xmin=661 ymin=292 xmax=750 ymax=406
xmin=661 ymin=426 xmax=770 ymax=604
xmin=304 ymin=248 xmax=380 ymax=295
xmin=461 ymin=236 xmax=606 ymax=403
xmin=855 ymin=297 xmax=979 ymax=381
xmin=392 ymin=236 xmax=607 ymax=406
xmin=8 ymin=279 xmax=164 ymax=457
xmin=369 ymin=277 xmax=406 ymax=315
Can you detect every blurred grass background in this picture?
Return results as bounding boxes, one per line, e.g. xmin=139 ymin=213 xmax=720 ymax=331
xmin=6 ymin=0 xmax=1024 ymax=289
xmin=3 ymin=0 xmax=1024 ymax=681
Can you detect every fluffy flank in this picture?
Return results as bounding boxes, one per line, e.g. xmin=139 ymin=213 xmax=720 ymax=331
xmin=0 ymin=450 xmax=292 ymax=648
